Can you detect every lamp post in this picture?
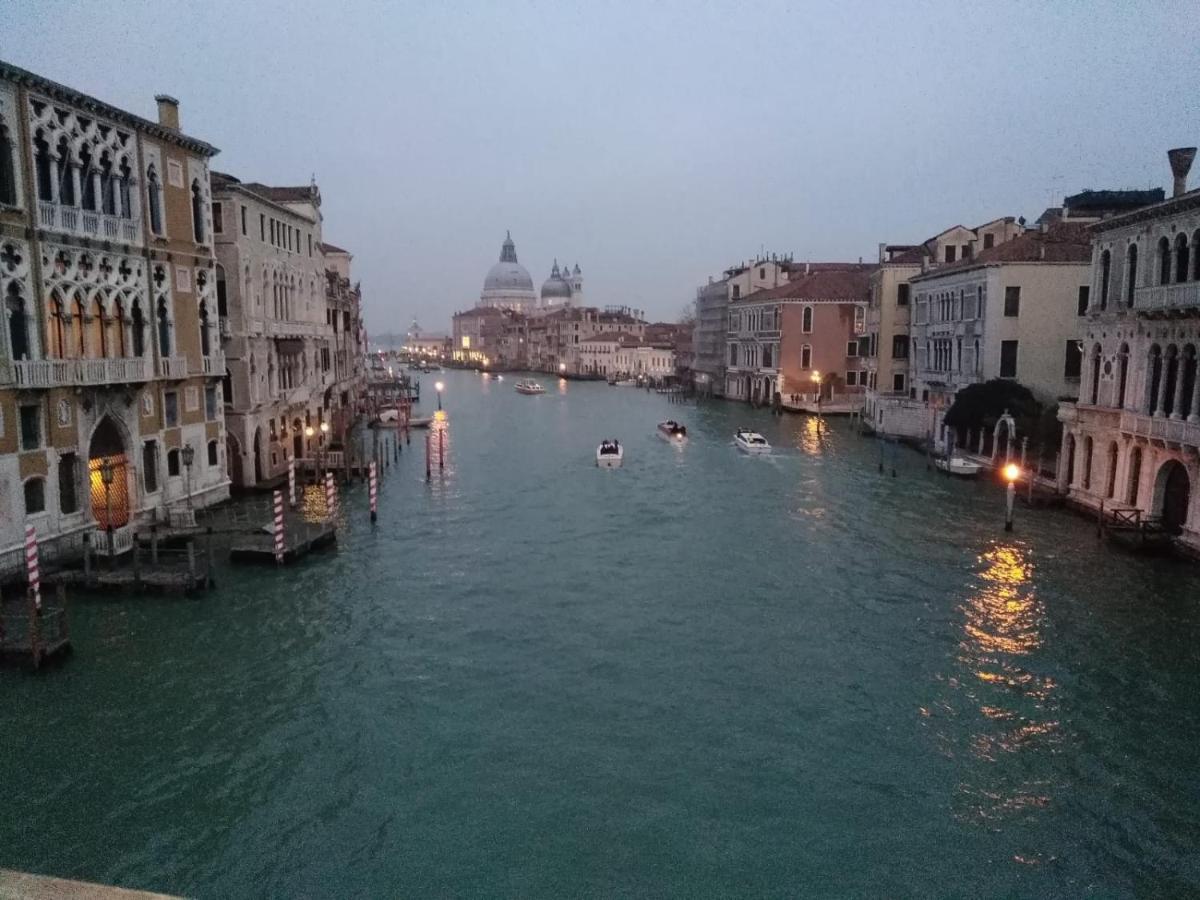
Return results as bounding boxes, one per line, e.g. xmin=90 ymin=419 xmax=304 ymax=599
xmin=811 ymin=370 xmax=823 ymax=432
xmin=1003 ymin=463 xmax=1020 ymax=532
xmin=100 ymin=457 xmax=114 ymax=558
xmin=182 ymin=443 xmax=195 ymax=519
xmin=435 ymin=380 xmax=444 ymax=411
xmin=320 ymin=421 xmax=330 ymax=475
xmin=305 ymin=425 xmax=315 ymax=482
xmin=559 ymin=362 xmax=567 ymax=378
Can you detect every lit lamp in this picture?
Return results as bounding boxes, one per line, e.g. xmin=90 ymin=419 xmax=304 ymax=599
xmin=435 ymin=380 xmax=444 ymax=410
xmin=559 ymin=362 xmax=567 ymax=376
xmin=100 ymin=458 xmax=115 ymax=557
xmin=181 ymin=443 xmax=195 ymax=517
xmin=1003 ymin=463 xmax=1020 ymax=532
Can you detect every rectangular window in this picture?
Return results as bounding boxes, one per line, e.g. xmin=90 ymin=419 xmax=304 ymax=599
xmin=731 ymin=284 xmax=740 ymax=299
xmin=1077 ymin=286 xmax=1090 ymax=316
xmin=1000 ymin=340 xmax=1019 ymax=378
xmin=164 ymin=391 xmax=179 ymax=427
xmin=801 ymin=345 xmax=812 ymax=369
xmin=19 ymin=404 xmax=40 ymax=450
xmin=846 ymin=340 xmax=858 ymax=357
xmin=963 ymin=243 xmax=973 ymax=259
xmin=212 ymin=201 xmax=223 ymax=233
xmin=892 ymin=373 xmax=905 ymax=392
xmin=308 ymin=234 xmax=312 ymax=257
xmin=846 ymin=371 xmax=858 ymax=386
xmin=270 ymin=219 xmax=276 ymax=245
xmin=892 ymin=335 xmax=908 ymax=359
xmin=897 ymin=283 xmax=910 ymax=306
xmin=143 ymin=441 xmax=159 ymax=493
xmin=167 ymin=448 xmax=181 ymax=477
xmin=259 ymin=213 xmax=265 ymax=241
xmin=1064 ymin=340 xmax=1083 ymax=379
xmin=1004 ymin=286 xmax=1021 ymax=317
xmin=729 ymin=344 xmax=738 ymax=366
xmin=205 ymin=385 xmax=217 ymax=420
xmin=240 ymin=205 xmax=247 ymax=235
xmin=207 ymin=440 xmax=218 ymax=467
xmin=944 ymin=245 xmax=957 ymax=263
xmin=983 ymin=233 xmax=995 ymax=250
xmin=58 ymin=453 xmax=79 ymax=514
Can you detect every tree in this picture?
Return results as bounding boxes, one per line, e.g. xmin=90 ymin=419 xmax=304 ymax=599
xmin=678 ymin=301 xmax=696 ymax=327
xmin=944 ymin=379 xmax=1043 ymax=447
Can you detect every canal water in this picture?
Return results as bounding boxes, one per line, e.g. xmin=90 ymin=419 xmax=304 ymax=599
xmin=3 ymin=368 xmax=1199 ymax=898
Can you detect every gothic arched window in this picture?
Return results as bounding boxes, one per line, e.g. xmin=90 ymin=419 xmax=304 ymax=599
xmin=156 ymin=297 xmax=171 ymax=358
xmin=0 ymin=118 xmax=16 ymax=206
xmin=191 ymin=180 xmax=205 ymax=243
xmin=1126 ymin=243 xmax=1138 ymax=306
xmin=34 ymin=132 xmax=53 ymax=202
xmin=199 ymin=299 xmax=211 ymax=356
xmin=130 ymin=298 xmax=145 ymax=357
xmin=1099 ymin=250 xmax=1111 ymax=310
xmin=5 ymin=283 xmax=29 ymax=360
xmin=147 ymin=165 xmax=163 ymax=236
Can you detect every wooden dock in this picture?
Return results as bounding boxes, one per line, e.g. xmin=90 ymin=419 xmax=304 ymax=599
xmin=230 ymin=519 xmax=337 ymax=565
xmin=0 ymin=593 xmax=71 ymax=669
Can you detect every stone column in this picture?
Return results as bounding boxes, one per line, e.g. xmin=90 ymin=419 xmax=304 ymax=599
xmin=48 ymin=158 xmax=61 ymax=204
xmin=1189 ymin=367 xmax=1200 ymax=423
xmin=1155 ymin=358 xmax=1170 ymax=417
xmin=1172 ymin=358 xmax=1189 ymax=419
xmin=114 ymin=177 xmax=125 ymax=218
xmin=90 ymin=171 xmax=102 ymax=210
xmin=70 ymin=165 xmax=82 ymax=207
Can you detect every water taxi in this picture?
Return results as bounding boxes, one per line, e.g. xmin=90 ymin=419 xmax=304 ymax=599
xmin=596 ymin=439 xmax=624 ymax=468
xmin=657 ymin=420 xmax=688 ymax=441
xmin=935 ymin=455 xmax=982 ymax=477
xmin=515 ymin=380 xmax=546 ymax=395
xmin=734 ymin=429 xmax=771 ymax=454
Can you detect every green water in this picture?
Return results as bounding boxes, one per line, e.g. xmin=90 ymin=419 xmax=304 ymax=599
xmin=3 ymin=369 xmax=1199 ymax=898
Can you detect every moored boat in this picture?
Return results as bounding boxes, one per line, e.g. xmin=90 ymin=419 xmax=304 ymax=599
xmin=596 ymin=439 xmax=624 ymax=468
xmin=657 ymin=420 xmax=688 ymax=441
xmin=935 ymin=456 xmax=982 ymax=477
xmin=734 ymin=428 xmax=770 ymax=454
xmin=515 ymin=380 xmax=546 ymax=395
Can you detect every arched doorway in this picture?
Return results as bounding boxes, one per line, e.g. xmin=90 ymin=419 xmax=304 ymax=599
xmin=226 ymin=433 xmax=243 ymax=488
xmin=253 ymin=426 xmax=263 ymax=484
xmin=88 ymin=416 xmax=130 ymax=528
xmin=1155 ymin=460 xmax=1190 ymax=534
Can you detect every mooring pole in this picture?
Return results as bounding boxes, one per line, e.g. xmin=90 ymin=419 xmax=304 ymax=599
xmin=425 ymin=432 xmax=432 ymax=481
xmin=369 ymin=461 xmax=378 ymax=524
xmin=439 ymin=427 xmax=445 ymax=471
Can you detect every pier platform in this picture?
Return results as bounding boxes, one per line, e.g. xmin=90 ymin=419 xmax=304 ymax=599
xmin=0 ymin=869 xmax=179 ymax=899
xmin=230 ymin=519 xmax=337 ymax=565
xmin=0 ymin=596 xmax=71 ymax=669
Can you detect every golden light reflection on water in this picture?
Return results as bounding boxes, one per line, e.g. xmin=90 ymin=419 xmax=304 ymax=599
xmin=928 ymin=543 xmax=1065 ymax=829
xmin=795 ymin=417 xmax=823 ymax=456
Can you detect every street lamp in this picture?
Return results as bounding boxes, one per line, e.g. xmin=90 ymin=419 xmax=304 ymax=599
xmin=99 ymin=457 xmax=114 ymax=558
xmin=811 ymin=370 xmax=823 ymax=431
xmin=559 ymin=362 xmax=567 ymax=376
xmin=181 ymin=443 xmax=195 ymax=519
xmin=1003 ymin=463 xmax=1020 ymax=532
xmin=320 ymin=421 xmax=330 ymax=475
xmin=435 ymin=380 xmax=444 ymax=410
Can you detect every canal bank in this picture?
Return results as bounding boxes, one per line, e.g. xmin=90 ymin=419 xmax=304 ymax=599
xmin=2 ymin=368 xmax=1199 ymax=897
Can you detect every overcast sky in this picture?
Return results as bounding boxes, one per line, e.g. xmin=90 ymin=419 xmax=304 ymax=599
xmin=5 ymin=1 xmax=1198 ymax=333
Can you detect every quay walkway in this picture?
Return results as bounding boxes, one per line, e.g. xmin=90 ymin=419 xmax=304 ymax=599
xmin=0 ymin=870 xmax=179 ymax=899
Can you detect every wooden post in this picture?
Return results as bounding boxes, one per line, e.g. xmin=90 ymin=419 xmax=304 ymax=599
xmin=1029 ymin=453 xmax=1040 ymax=503
xmin=83 ymin=532 xmax=92 ymax=582
xmin=206 ymin=526 xmax=215 ymax=587
xmin=439 ymin=427 xmax=445 ymax=470
xmin=151 ymin=524 xmax=159 ymax=565
xmin=425 ymin=432 xmax=431 ymax=481
xmin=132 ymin=533 xmax=141 ymax=586
xmin=369 ymin=461 xmax=378 ymax=524
xmin=187 ymin=541 xmax=196 ymax=581
xmin=1097 ymin=499 xmax=1105 ymax=539
xmin=29 ymin=587 xmax=41 ymax=670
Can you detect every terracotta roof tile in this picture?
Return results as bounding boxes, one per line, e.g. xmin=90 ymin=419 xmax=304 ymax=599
xmin=735 ymin=265 xmax=875 ymax=303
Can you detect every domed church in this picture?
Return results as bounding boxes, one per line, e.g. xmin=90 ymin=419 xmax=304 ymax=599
xmin=540 ymin=259 xmax=584 ymax=309
xmin=480 ymin=231 xmax=537 ymax=311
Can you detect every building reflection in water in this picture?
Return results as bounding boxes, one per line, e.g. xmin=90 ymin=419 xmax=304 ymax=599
xmin=932 ymin=543 xmax=1062 ymax=834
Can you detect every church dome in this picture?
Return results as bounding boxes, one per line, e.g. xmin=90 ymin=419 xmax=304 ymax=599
xmin=541 ymin=259 xmax=572 ymax=300
xmin=482 ymin=232 xmax=534 ymax=293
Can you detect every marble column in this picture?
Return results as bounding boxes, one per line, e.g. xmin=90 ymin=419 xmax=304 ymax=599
xmin=1155 ymin=357 xmax=1170 ymax=417
xmin=48 ymin=158 xmax=60 ymax=204
xmin=1172 ymin=357 xmax=1189 ymax=419
xmin=1189 ymin=366 xmax=1200 ymax=423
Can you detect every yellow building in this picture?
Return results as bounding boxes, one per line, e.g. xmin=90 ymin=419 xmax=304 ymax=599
xmin=0 ymin=60 xmax=228 ymax=570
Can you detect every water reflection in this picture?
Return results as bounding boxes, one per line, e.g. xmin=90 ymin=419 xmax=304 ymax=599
xmin=794 ymin=416 xmax=824 ymax=456
xmin=935 ymin=543 xmax=1063 ymax=829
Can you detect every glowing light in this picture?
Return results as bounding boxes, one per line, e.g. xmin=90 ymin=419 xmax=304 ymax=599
xmin=433 ymin=409 xmax=447 ymax=422
xmin=1003 ymin=463 xmax=1020 ymax=483
xmin=320 ymin=421 xmax=329 ymax=434
xmin=435 ymin=381 xmax=444 ymax=392
xmin=304 ymin=425 xmax=315 ymax=438
xmin=811 ymin=370 xmax=821 ymax=384
xmin=559 ymin=363 xmax=567 ymax=372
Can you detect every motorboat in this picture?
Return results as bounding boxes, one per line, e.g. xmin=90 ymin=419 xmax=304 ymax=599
xmin=935 ymin=456 xmax=982 ymax=477
xmin=515 ymin=380 xmax=546 ymax=395
xmin=408 ymin=416 xmax=434 ymax=428
xmin=612 ymin=378 xmax=638 ymax=387
xmin=596 ymin=439 xmax=624 ymax=468
xmin=657 ymin=420 xmax=688 ymax=441
xmin=734 ymin=429 xmax=771 ymax=454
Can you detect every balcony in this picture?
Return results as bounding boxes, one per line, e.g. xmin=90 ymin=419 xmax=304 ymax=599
xmin=267 ymin=320 xmax=324 ymax=339
xmin=12 ymin=356 xmax=150 ymax=388
xmin=1134 ymin=282 xmax=1200 ymax=314
xmin=201 ymin=352 xmax=225 ymax=375
xmin=38 ymin=201 xmax=140 ymax=244
xmin=1120 ymin=410 xmax=1200 ymax=448
xmin=157 ymin=356 xmax=189 ymax=379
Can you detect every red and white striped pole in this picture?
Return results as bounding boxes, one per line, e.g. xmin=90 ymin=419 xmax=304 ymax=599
xmin=369 ymin=461 xmax=378 ymax=524
xmin=25 ymin=524 xmax=41 ymax=610
xmin=325 ymin=471 xmax=336 ymax=520
xmin=273 ymin=490 xmax=284 ymax=564
xmin=288 ymin=457 xmax=296 ymax=507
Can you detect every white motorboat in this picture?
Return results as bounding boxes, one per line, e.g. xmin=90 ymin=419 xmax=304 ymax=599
xmin=408 ymin=416 xmax=434 ymax=428
xmin=596 ymin=440 xmax=624 ymax=468
xmin=657 ymin=420 xmax=688 ymax=441
xmin=612 ymin=378 xmax=638 ymax=387
xmin=515 ymin=380 xmax=546 ymax=395
xmin=935 ymin=456 xmax=983 ymax=477
xmin=734 ymin=429 xmax=771 ymax=454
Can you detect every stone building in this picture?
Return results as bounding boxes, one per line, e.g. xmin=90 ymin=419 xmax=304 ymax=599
xmin=909 ymin=220 xmax=1092 ymax=451
xmin=0 ymin=60 xmax=227 ymax=566
xmin=725 ymin=266 xmax=873 ymax=405
xmin=479 ymin=231 xmax=537 ymax=312
xmin=1058 ymin=147 xmax=1200 ymax=546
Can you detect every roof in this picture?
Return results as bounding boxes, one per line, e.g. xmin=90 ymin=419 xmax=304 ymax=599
xmin=580 ymin=331 xmax=637 ymax=344
xmin=911 ymin=220 xmax=1091 ymax=281
xmin=319 ymin=241 xmax=349 ymax=255
xmin=1064 ymin=188 xmax=1165 ymax=210
xmin=1 ymin=58 xmax=219 ymax=157
xmin=734 ymin=265 xmax=875 ymax=304
xmin=1090 ymin=185 xmax=1200 ymax=232
xmin=239 ymin=182 xmax=320 ymax=205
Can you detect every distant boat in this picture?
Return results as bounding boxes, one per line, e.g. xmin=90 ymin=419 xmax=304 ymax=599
xmin=734 ymin=429 xmax=770 ymax=454
xmin=657 ymin=420 xmax=688 ymax=441
xmin=409 ymin=416 xmax=434 ymax=428
xmin=935 ymin=456 xmax=982 ymax=477
xmin=515 ymin=380 xmax=546 ymax=395
xmin=612 ymin=378 xmax=638 ymax=387
xmin=596 ymin=440 xmax=624 ymax=468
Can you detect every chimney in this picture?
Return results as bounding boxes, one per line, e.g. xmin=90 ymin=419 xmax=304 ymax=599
xmin=878 ymin=242 xmax=886 ymax=264
xmin=155 ymin=94 xmax=180 ymax=130
xmin=1168 ymin=147 xmax=1197 ymax=198
xmin=805 ymin=262 xmax=810 ymax=275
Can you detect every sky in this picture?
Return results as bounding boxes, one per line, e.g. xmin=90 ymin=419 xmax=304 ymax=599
xmin=4 ymin=0 xmax=1199 ymax=335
